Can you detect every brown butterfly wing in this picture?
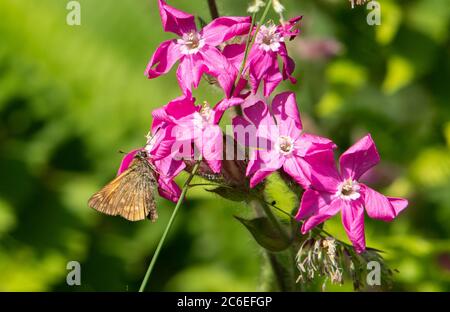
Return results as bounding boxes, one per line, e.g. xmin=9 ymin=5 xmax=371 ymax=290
xmin=88 ymin=157 xmax=158 ymax=222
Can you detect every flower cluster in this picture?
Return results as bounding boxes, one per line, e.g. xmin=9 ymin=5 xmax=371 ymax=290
xmin=119 ymin=0 xmax=407 ymax=253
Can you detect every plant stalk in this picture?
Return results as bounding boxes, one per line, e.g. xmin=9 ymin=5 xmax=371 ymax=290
xmin=207 ymin=0 xmax=219 ymax=19
xmin=234 ymin=0 xmax=273 ymax=91
xmin=138 ymin=160 xmax=201 ymax=292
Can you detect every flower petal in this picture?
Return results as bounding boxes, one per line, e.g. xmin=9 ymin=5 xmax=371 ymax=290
xmin=176 ymin=55 xmax=205 ymax=95
xmin=278 ymin=118 xmax=302 ymax=143
xmin=301 ymin=133 xmax=337 ymax=155
xmin=298 ymin=191 xmax=340 ymax=233
xmin=148 ymin=127 xmax=175 ymax=160
xmin=248 ymin=50 xmax=273 ymax=94
xmin=279 ymin=44 xmax=296 ymax=83
xmin=202 ymin=16 xmax=251 ymax=46
xmin=222 ymin=43 xmax=246 ymax=70
xmin=232 ymin=115 xmax=255 ymax=148
xmin=200 ymin=46 xmax=237 ymax=98
xmin=248 ymin=150 xmax=283 ymax=187
xmin=339 ymin=134 xmax=380 ymax=180
xmin=249 ymin=168 xmax=274 ymax=188
xmin=282 ymin=156 xmax=311 ymax=189
xmin=387 ymin=197 xmax=408 ymax=216
xmin=117 ymin=149 xmax=140 ymax=175
xmin=341 ymin=200 xmax=366 ymax=253
xmin=245 ymin=150 xmax=262 ymax=176
xmin=213 ymin=97 xmax=245 ymax=123
xmin=201 ymin=125 xmax=223 ymax=173
xmin=242 ymin=97 xmax=273 ymax=128
xmin=262 ymin=58 xmax=283 ymax=96
xmin=296 ymin=189 xmax=325 ymax=220
xmin=164 ymin=93 xmax=198 ymax=119
xmin=303 ymin=149 xmax=341 ymax=193
xmin=158 ymin=177 xmax=181 ymax=202
xmin=362 ymin=185 xmax=397 ymax=221
xmin=145 ymin=39 xmax=181 ymax=79
xmin=281 ymin=16 xmax=302 ymax=40
xmin=158 ymin=0 xmax=196 ymax=36
xmin=154 ymin=94 xmax=197 ymax=121
xmin=271 ymin=91 xmax=302 ymax=129
xmin=151 ymin=94 xmax=197 ymax=132
xmin=155 ymin=156 xmax=185 ymax=180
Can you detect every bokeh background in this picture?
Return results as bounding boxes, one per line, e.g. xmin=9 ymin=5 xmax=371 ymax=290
xmin=0 ymin=0 xmax=449 ymax=291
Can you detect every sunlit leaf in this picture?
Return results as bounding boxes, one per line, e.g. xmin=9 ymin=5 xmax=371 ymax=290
xmin=326 ymin=60 xmax=367 ymax=88
xmin=382 ymin=55 xmax=415 ymax=94
xmin=263 ymin=173 xmax=298 ymax=219
xmin=410 ymin=147 xmax=450 ymax=187
xmin=376 ymin=0 xmax=402 ymax=45
xmin=316 ymin=91 xmax=343 ymax=117
xmin=235 ymin=216 xmax=292 ymax=252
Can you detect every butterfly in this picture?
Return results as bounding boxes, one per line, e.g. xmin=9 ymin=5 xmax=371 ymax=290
xmin=88 ymin=150 xmax=159 ymax=222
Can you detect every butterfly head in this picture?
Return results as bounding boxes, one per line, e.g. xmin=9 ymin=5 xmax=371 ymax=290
xmin=135 ymin=150 xmax=149 ymax=160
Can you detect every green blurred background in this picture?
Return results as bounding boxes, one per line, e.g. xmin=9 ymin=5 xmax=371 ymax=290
xmin=0 ymin=0 xmax=449 ymax=291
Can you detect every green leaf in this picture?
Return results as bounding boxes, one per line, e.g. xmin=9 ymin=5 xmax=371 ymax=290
xmin=206 ymin=187 xmax=247 ymax=202
xmin=234 ymin=216 xmax=292 ymax=252
xmin=263 ymin=172 xmax=298 ymax=220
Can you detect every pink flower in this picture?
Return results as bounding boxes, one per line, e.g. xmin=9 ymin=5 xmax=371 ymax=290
xmin=225 ymin=17 xmax=301 ymax=97
xmin=174 ymin=97 xmax=244 ymax=173
xmin=145 ymin=0 xmax=251 ymax=97
xmin=151 ymin=93 xmax=243 ymax=174
xmin=295 ymin=134 xmax=409 ymax=253
xmin=149 ymin=93 xmax=198 ymax=165
xmin=232 ymin=92 xmax=336 ymax=188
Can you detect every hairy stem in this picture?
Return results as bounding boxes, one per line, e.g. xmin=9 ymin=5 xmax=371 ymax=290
xmin=250 ymin=199 xmax=295 ymax=291
xmin=266 ymin=244 xmax=304 ymax=292
xmin=138 ymin=160 xmax=202 ymax=292
xmin=266 ymin=252 xmax=288 ymax=291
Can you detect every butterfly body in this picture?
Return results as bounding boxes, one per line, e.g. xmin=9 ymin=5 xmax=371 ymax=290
xmin=88 ymin=151 xmax=159 ymax=222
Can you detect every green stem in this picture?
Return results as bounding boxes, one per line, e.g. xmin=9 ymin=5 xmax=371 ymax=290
xmin=207 ymin=0 xmax=219 ymax=19
xmin=268 ymin=248 xmax=298 ymax=291
xmin=234 ymin=11 xmax=256 ymax=90
xmin=188 ymin=183 xmax=222 ymax=188
xmin=250 ymin=0 xmax=273 ymax=49
xmin=266 ymin=252 xmax=288 ymax=291
xmin=138 ymin=160 xmax=202 ymax=292
xmin=233 ymin=0 xmax=273 ymax=91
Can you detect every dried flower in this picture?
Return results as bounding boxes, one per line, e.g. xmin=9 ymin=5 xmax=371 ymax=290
xmin=296 ymin=237 xmax=344 ymax=286
xmin=272 ymin=0 xmax=285 ymax=14
xmin=248 ymin=0 xmax=265 ymax=13
xmin=349 ymin=0 xmax=367 ymax=9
